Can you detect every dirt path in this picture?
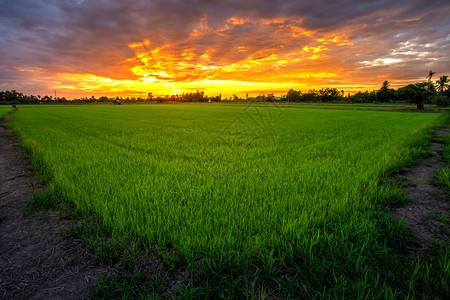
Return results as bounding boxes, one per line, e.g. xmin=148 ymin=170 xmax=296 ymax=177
xmin=0 ymin=112 xmax=109 ymax=299
xmin=392 ymin=127 xmax=450 ymax=256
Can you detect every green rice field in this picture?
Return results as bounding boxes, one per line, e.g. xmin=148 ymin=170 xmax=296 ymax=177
xmin=6 ymin=104 xmax=449 ymax=298
xmin=215 ymin=102 xmax=416 ymax=110
xmin=0 ymin=107 xmax=12 ymax=119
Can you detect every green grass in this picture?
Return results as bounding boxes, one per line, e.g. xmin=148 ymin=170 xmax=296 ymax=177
xmin=211 ymin=102 xmax=416 ymax=110
xmin=0 ymin=106 xmax=13 ymax=119
xmin=428 ymin=106 xmax=450 ymax=111
xmin=22 ymin=187 xmax=58 ymax=216
xmin=270 ymin=102 xmax=415 ymax=110
xmin=433 ymin=123 xmax=450 ymax=193
xmin=7 ymin=104 xmax=449 ymax=298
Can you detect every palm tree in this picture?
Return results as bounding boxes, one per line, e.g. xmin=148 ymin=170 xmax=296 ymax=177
xmin=377 ymin=80 xmax=393 ymax=102
xmin=426 ymin=70 xmax=435 ymax=81
xmin=424 ymin=70 xmax=437 ymax=91
xmin=436 ymin=75 xmax=449 ymax=94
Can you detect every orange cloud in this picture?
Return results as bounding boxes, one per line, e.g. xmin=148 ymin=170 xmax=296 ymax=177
xmin=42 ymin=17 xmax=395 ymax=98
xmin=2 ymin=0 xmax=447 ymax=99
xmin=104 ymin=17 xmax=355 ymax=97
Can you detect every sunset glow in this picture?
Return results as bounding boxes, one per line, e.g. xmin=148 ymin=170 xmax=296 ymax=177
xmin=0 ymin=0 xmax=449 ymax=98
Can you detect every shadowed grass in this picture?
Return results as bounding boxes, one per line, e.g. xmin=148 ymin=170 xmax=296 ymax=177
xmin=21 ymin=185 xmax=58 ymax=216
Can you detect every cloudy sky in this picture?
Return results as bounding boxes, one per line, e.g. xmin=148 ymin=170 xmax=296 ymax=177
xmin=0 ymin=0 xmax=449 ymax=98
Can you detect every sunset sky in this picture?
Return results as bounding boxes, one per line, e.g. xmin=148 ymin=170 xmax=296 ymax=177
xmin=0 ymin=0 xmax=449 ymax=99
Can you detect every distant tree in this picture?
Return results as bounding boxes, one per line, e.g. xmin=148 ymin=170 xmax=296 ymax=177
xmin=426 ymin=81 xmax=436 ymax=92
xmin=433 ymin=95 xmax=448 ymax=107
xmin=377 ymin=80 xmax=395 ymax=102
xmin=302 ymin=89 xmax=319 ymax=102
xmin=351 ymin=91 xmax=375 ymax=103
xmin=318 ymin=88 xmax=343 ymax=102
xmin=266 ymin=93 xmax=275 ymax=102
xmin=175 ymin=91 xmax=208 ymax=102
xmin=424 ymin=70 xmax=437 ymax=92
xmin=255 ymin=94 xmax=268 ymax=101
xmin=426 ymin=70 xmax=436 ymax=81
xmin=147 ymin=92 xmax=153 ymax=100
xmin=436 ymin=75 xmax=449 ymax=94
xmin=286 ymin=89 xmax=302 ymax=101
xmin=396 ymin=84 xmax=432 ymax=109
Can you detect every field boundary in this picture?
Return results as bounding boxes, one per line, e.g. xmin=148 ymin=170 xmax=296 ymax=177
xmin=0 ymin=110 xmax=113 ymax=299
xmin=391 ymin=126 xmax=449 ymax=256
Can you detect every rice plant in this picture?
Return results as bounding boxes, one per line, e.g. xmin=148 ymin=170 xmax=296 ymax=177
xmin=8 ymin=104 xmax=448 ymax=298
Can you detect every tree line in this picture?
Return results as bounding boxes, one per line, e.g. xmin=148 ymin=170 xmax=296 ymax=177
xmin=1 ymin=73 xmax=448 ymax=109
xmin=284 ymin=74 xmax=449 ymax=109
xmin=0 ymin=90 xmax=67 ymax=105
xmin=0 ymin=90 xmax=220 ymax=105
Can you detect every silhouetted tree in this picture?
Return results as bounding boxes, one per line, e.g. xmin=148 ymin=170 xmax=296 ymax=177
xmin=426 ymin=70 xmax=435 ymax=81
xmin=286 ymin=89 xmax=302 ymax=101
xmin=377 ymin=80 xmax=395 ymax=102
xmin=396 ymin=84 xmax=431 ymax=109
xmin=436 ymin=75 xmax=449 ymax=94
xmin=318 ymin=88 xmax=343 ymax=102
xmin=424 ymin=70 xmax=437 ymax=92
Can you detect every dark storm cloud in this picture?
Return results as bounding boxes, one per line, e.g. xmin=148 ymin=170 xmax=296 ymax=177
xmin=0 ymin=0 xmax=449 ymax=94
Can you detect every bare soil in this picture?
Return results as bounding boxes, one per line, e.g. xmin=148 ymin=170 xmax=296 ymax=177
xmin=392 ymin=127 xmax=450 ymax=256
xmin=0 ymin=112 xmax=111 ymax=299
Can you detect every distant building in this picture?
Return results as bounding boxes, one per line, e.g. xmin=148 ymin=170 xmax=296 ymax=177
xmin=273 ymin=96 xmax=286 ymax=101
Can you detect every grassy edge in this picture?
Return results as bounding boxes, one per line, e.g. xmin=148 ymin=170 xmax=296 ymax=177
xmin=433 ymin=121 xmax=450 ymax=193
xmin=5 ymin=109 xmax=450 ymax=299
xmin=384 ymin=113 xmax=450 ymax=300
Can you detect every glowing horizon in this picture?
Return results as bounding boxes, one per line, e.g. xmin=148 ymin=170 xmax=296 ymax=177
xmin=0 ymin=1 xmax=449 ymax=99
